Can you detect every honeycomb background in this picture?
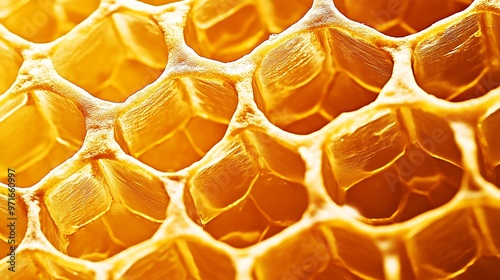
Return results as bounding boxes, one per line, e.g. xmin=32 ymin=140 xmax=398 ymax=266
xmin=0 ymin=0 xmax=500 ymax=279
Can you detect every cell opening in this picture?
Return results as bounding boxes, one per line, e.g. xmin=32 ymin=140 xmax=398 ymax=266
xmin=252 ymin=229 xmax=333 ymax=280
xmin=51 ymin=11 xmax=168 ymax=102
xmin=322 ymin=109 xmax=464 ymax=225
xmin=406 ymin=209 xmax=480 ymax=279
xmin=0 ymin=91 xmax=86 ymax=187
xmin=117 ymin=239 xmax=236 ymax=280
xmin=183 ymin=0 xmax=313 ymax=62
xmin=0 ymin=0 xmax=100 ymax=43
xmin=184 ymin=131 xmax=308 ymax=248
xmin=412 ymin=12 xmax=500 ymax=102
xmin=115 ymin=77 xmax=238 ymax=172
xmin=40 ymin=160 xmax=169 ymax=261
xmin=335 ymin=0 xmax=473 ymax=37
xmin=253 ymin=29 xmax=392 ymax=135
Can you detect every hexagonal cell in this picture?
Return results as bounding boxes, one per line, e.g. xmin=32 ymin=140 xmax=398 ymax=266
xmin=0 ymin=91 xmax=86 ymax=187
xmin=0 ymin=0 xmax=99 ymax=43
xmin=413 ymin=12 xmax=500 ymax=102
xmin=51 ymin=11 xmax=168 ymax=102
xmin=0 ymin=40 xmax=22 ymax=95
xmin=405 ymin=208 xmax=481 ymax=279
xmin=115 ymin=77 xmax=238 ymax=172
xmin=252 ymin=229 xmax=333 ymax=279
xmin=329 ymin=225 xmax=385 ymax=279
xmin=478 ymin=107 xmax=500 ymax=188
xmin=116 ymin=238 xmax=236 ymax=279
xmin=39 ymin=159 xmax=169 ymax=261
xmin=323 ymin=109 xmax=463 ymax=224
xmin=184 ymin=130 xmax=308 ymax=248
xmin=0 ymin=186 xmax=28 ymax=257
xmin=253 ymin=29 xmax=392 ymax=134
xmin=335 ymin=0 xmax=472 ymax=37
xmin=454 ymin=255 xmax=500 ymax=279
xmin=184 ymin=0 xmax=313 ymax=62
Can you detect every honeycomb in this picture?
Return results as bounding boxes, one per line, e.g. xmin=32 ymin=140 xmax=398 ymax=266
xmin=1 ymin=0 xmax=500 ymax=279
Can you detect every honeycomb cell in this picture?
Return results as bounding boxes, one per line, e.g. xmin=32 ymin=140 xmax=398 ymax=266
xmin=406 ymin=209 xmax=481 ymax=279
xmin=0 ymin=91 xmax=86 ymax=187
xmin=116 ymin=238 xmax=236 ymax=279
xmin=120 ymin=244 xmax=190 ymax=280
xmin=252 ymin=229 xmax=332 ymax=280
xmin=184 ymin=0 xmax=313 ymax=62
xmin=335 ymin=0 xmax=473 ymax=37
xmin=115 ymin=77 xmax=237 ymax=172
xmin=478 ymin=107 xmax=500 ymax=187
xmin=330 ymin=225 xmax=385 ymax=279
xmin=253 ymin=29 xmax=392 ymax=134
xmin=40 ymin=160 xmax=169 ymax=261
xmin=323 ymin=109 xmax=463 ymax=224
xmin=413 ymin=12 xmax=500 ymax=101
xmin=51 ymin=11 xmax=168 ymax=102
xmin=0 ymin=0 xmax=99 ymax=43
xmin=0 ymin=40 xmax=22 ymax=95
xmin=185 ymin=131 xmax=308 ymax=248
xmin=0 ymin=186 xmax=27 ymax=258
